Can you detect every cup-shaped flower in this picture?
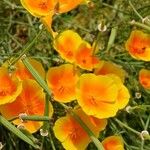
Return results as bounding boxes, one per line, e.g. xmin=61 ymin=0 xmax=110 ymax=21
xmin=53 ymin=30 xmax=83 ymax=63
xmin=75 ymin=41 xmax=99 ymax=71
xmin=125 ymin=30 xmax=150 ymax=61
xmin=76 ymin=74 xmax=130 ymax=119
xmin=0 ymin=67 xmax=22 ymax=105
xmin=46 ymin=64 xmax=78 ymax=102
xmin=102 ymin=136 xmax=124 ymax=150
xmin=20 ymin=0 xmax=56 ymax=17
xmin=13 ymin=58 xmax=45 ymax=80
xmin=0 ymin=79 xmax=53 ymax=133
xmin=139 ymin=69 xmax=150 ymax=89
xmin=53 ymin=108 xmax=107 ymax=150
xmin=76 ymin=74 xmax=119 ymax=118
xmin=94 ymin=60 xmax=126 ymax=82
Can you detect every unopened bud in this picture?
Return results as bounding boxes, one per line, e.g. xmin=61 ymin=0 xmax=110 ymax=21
xmin=140 ymin=130 xmax=149 ymax=140
xmin=98 ymin=23 xmax=107 ymax=32
xmin=135 ymin=92 xmax=141 ymax=99
xmin=19 ymin=113 xmax=27 ymax=122
xmin=40 ymin=129 xmax=48 ymax=137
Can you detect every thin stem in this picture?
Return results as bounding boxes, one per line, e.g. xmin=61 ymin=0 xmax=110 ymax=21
xmin=21 ymin=115 xmax=50 ymax=121
xmin=102 ymin=2 xmax=129 ymax=15
xmin=129 ymin=20 xmax=150 ymax=32
xmin=114 ymin=118 xmax=140 ymax=135
xmin=9 ymin=29 xmax=43 ymax=67
xmin=22 ymin=57 xmax=51 ymax=96
xmin=129 ymin=0 xmax=143 ymax=20
xmin=49 ymin=127 xmax=56 ymax=150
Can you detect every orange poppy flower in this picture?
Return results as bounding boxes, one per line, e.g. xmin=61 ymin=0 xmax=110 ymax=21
xmin=139 ymin=69 xmax=150 ymax=89
xmin=102 ymin=136 xmax=124 ymax=150
xmin=53 ymin=30 xmax=83 ymax=63
xmin=13 ymin=58 xmax=45 ymax=80
xmin=75 ymin=41 xmax=99 ymax=70
xmin=20 ymin=0 xmax=56 ymax=17
xmin=94 ymin=61 xmax=126 ymax=82
xmin=76 ymin=73 xmax=119 ymax=119
xmin=0 ymin=79 xmax=53 ymax=133
xmin=46 ymin=64 xmax=79 ymax=102
xmin=53 ymin=108 xmax=107 ymax=150
xmin=0 ymin=67 xmax=22 ymax=105
xmin=125 ymin=30 xmax=150 ymax=61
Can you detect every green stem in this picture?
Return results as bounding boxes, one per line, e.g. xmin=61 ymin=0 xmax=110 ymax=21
xmin=22 ymin=57 xmax=51 ymax=96
xmin=21 ymin=115 xmax=50 ymax=121
xmin=49 ymin=127 xmax=56 ymax=150
xmin=114 ymin=118 xmax=140 ymax=135
xmin=102 ymin=2 xmax=129 ymax=15
xmin=129 ymin=0 xmax=143 ymax=20
xmin=129 ymin=21 xmax=150 ymax=32
xmin=42 ymin=95 xmax=50 ymax=131
xmin=130 ymin=105 xmax=150 ymax=111
xmin=9 ymin=30 xmax=43 ymax=67
xmin=106 ymin=26 xmax=118 ymax=52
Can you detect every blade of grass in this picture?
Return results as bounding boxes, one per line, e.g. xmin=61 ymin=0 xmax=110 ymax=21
xmin=0 ymin=115 xmax=39 ymax=149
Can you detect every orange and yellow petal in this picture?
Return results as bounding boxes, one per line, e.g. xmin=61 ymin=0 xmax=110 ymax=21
xmin=76 ymin=73 xmax=119 ymax=118
xmin=75 ymin=41 xmax=99 ymax=70
xmin=139 ymin=69 xmax=150 ymax=89
xmin=13 ymin=58 xmax=45 ymax=80
xmin=102 ymin=136 xmax=124 ymax=150
xmin=46 ymin=64 xmax=78 ymax=102
xmin=57 ymin=0 xmax=84 ymax=13
xmin=53 ymin=30 xmax=82 ymax=63
xmin=117 ymin=85 xmax=130 ymax=109
xmin=125 ymin=30 xmax=150 ymax=61
xmin=107 ymin=74 xmax=130 ymax=109
xmin=0 ymin=79 xmax=53 ymax=133
xmin=0 ymin=67 xmax=22 ymax=105
xmin=54 ymin=108 xmax=107 ymax=150
xmin=20 ymin=0 xmax=56 ymax=17
xmin=94 ymin=61 xmax=126 ymax=82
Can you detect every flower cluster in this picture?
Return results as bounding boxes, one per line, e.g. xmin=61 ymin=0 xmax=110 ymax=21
xmin=46 ymin=30 xmax=130 ymax=149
